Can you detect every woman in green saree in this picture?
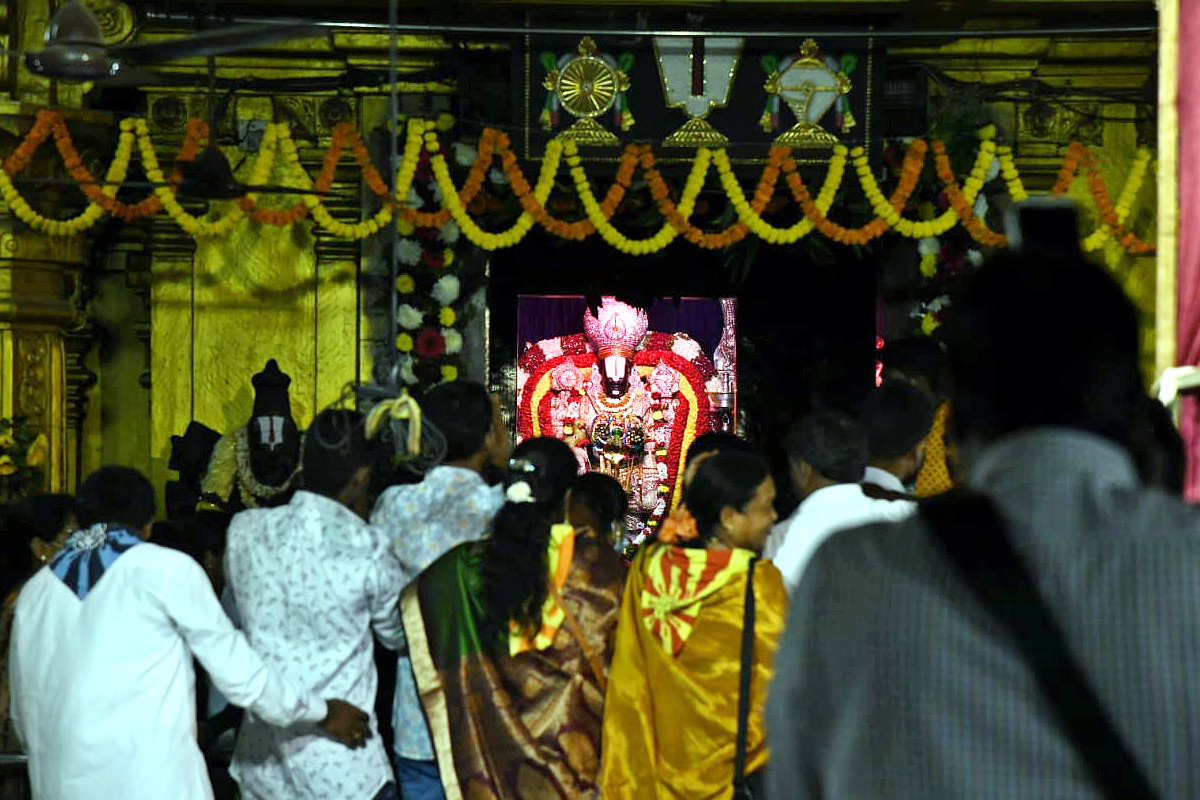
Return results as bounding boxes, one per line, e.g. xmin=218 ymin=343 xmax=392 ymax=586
xmin=401 ymin=437 xmax=626 ymax=800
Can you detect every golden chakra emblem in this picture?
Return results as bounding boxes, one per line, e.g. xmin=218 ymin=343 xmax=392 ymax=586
xmin=541 ymin=37 xmax=633 ymax=147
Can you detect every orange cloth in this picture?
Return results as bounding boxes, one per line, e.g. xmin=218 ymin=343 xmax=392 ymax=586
xmin=600 ymin=544 xmax=788 ymax=799
xmin=916 ymin=401 xmax=954 ymax=497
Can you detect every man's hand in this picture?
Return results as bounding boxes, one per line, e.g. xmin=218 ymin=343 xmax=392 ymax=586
xmin=319 ymin=699 xmax=372 ymax=749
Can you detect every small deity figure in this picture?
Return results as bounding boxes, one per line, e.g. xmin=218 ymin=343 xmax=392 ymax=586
xmin=199 ymin=359 xmax=302 ymax=513
xmin=518 ymin=297 xmax=718 ymax=550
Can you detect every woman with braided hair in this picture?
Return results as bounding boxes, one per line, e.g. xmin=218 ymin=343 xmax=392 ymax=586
xmin=401 ymin=437 xmax=626 ymax=800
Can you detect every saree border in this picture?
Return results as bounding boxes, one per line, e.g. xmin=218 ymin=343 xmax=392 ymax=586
xmin=401 ymin=583 xmax=464 ymax=800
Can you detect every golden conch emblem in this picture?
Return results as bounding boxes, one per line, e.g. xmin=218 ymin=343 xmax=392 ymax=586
xmin=541 ymin=37 xmax=634 ymax=148
xmin=762 ymin=39 xmax=854 ymax=148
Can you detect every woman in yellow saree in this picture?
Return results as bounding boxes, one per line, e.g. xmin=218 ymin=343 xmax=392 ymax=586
xmin=401 ymin=437 xmax=626 ymax=800
xmin=600 ymin=450 xmax=788 ymax=799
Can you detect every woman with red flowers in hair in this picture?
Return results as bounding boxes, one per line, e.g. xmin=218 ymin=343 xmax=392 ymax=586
xmin=600 ymin=449 xmax=787 ymax=799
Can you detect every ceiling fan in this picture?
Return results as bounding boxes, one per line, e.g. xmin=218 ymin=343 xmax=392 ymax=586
xmin=11 ymin=1 xmax=348 ymax=202
xmin=21 ymin=0 xmax=325 ymax=83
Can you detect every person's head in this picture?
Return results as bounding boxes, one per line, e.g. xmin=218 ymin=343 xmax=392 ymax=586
xmin=782 ymin=409 xmax=869 ymax=498
xmin=685 ymin=432 xmax=754 ymax=467
xmin=0 ymin=493 xmax=75 ymax=597
xmin=151 ymin=514 xmax=230 ymax=593
xmin=482 ymin=437 xmax=579 ymax=642
xmin=682 ymin=450 xmax=777 ymax=554
xmin=879 ymin=338 xmax=952 ymax=401
xmin=567 ymin=472 xmax=628 ymax=548
xmin=302 ymin=408 xmax=382 ymax=517
xmin=944 ymin=247 xmax=1143 ymax=451
xmin=76 ymin=467 xmax=156 ymax=536
xmin=423 ymin=381 xmax=508 ymax=471
xmin=858 ymin=381 xmax=936 ymax=483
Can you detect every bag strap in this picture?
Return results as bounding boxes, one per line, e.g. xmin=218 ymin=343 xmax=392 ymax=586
xmin=733 ymin=556 xmax=757 ymax=794
xmin=549 ymin=580 xmax=608 ymax=694
xmin=921 ymin=492 xmax=1159 ymax=800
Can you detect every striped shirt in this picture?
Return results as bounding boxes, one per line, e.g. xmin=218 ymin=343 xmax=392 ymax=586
xmin=767 ymin=428 xmax=1200 ymax=799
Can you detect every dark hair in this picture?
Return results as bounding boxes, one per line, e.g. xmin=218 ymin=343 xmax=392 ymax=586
xmin=1127 ymin=397 xmax=1185 ymax=494
xmin=151 ymin=512 xmax=229 ymax=562
xmin=422 ymin=381 xmax=493 ymax=463
xmin=858 ymin=381 xmax=937 ymax=461
xmin=683 ymin=450 xmax=771 ymax=545
xmin=76 ymin=466 xmax=156 ymax=529
xmin=880 ymin=338 xmax=952 ymax=400
xmin=481 ymin=437 xmax=579 ymax=644
xmin=569 ymin=472 xmax=628 ymax=544
xmin=945 ymin=248 xmax=1143 ymax=444
xmin=685 ymin=431 xmax=753 ymax=465
xmin=783 ymin=409 xmax=868 ymax=483
xmin=301 ymin=408 xmax=380 ymax=498
xmin=0 ymin=493 xmax=75 ymax=597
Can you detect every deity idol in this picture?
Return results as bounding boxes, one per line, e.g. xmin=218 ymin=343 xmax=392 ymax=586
xmin=517 ymin=297 xmax=720 ymax=551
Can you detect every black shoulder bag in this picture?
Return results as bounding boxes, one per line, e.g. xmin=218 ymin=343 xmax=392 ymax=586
xmin=733 ymin=556 xmax=761 ymax=799
xmin=921 ymin=492 xmax=1159 ymax=800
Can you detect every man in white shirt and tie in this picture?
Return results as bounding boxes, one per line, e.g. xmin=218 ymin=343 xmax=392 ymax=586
xmin=9 ymin=466 xmax=370 ymax=800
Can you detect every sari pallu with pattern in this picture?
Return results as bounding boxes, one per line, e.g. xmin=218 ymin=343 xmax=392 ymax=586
xmin=599 ymin=543 xmax=788 ymax=800
xmin=402 ymin=533 xmax=625 ymax=800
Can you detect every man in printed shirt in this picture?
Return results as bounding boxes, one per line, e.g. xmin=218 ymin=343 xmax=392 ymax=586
xmin=372 ymin=380 xmax=512 ymax=800
xmin=226 ymin=409 xmax=407 ymax=800
xmin=769 ymin=245 xmax=1200 ymax=798
xmin=10 ymin=466 xmax=370 ymax=800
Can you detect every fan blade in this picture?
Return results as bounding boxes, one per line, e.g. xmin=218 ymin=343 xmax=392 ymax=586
xmin=109 ymin=23 xmax=326 ymax=66
xmin=237 ymin=183 xmax=350 ymax=198
xmin=12 ymin=177 xmax=170 ymax=190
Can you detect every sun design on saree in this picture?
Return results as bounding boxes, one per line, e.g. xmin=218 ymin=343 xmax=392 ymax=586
xmin=639 ymin=546 xmax=752 ymax=655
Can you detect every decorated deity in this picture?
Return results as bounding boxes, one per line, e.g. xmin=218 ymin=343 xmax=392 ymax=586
xmin=517 ymin=297 xmax=719 ymax=552
xmin=199 ymin=359 xmax=302 ymax=513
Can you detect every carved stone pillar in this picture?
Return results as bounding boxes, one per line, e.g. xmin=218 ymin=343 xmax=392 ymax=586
xmin=0 ymin=229 xmax=86 ymax=492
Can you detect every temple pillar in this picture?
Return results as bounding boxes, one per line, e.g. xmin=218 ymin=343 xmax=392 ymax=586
xmin=0 ymin=228 xmax=87 ymax=492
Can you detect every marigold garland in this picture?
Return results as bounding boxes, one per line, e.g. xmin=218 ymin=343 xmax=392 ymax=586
xmin=0 ymin=109 xmax=1158 ymax=255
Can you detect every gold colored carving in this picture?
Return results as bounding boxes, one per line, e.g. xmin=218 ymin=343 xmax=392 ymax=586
xmin=764 ymin=39 xmax=850 ymax=148
xmin=318 ymin=98 xmax=355 ymax=133
xmin=18 ymin=336 xmax=49 ymax=421
xmin=151 ymin=96 xmax=188 ymax=132
xmin=81 ymin=0 xmax=136 ymax=45
xmin=557 ymin=117 xmax=620 ymax=147
xmin=1019 ymin=100 xmax=1104 ymax=146
xmin=663 ymin=117 xmax=733 ymax=148
xmin=545 ymin=37 xmax=630 ymax=148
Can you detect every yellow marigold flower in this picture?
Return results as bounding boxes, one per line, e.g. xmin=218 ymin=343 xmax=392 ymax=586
xmin=439 ymin=306 xmax=457 ymax=327
xmin=441 ymin=364 xmax=459 ymax=382
xmin=921 ymin=312 xmax=942 ymax=336
xmin=397 ymin=216 xmax=416 ymax=237
xmin=0 ymin=455 xmax=17 ymax=476
xmin=395 ymin=274 xmax=416 ymax=294
xmin=396 ymin=333 xmax=414 ymax=352
xmin=436 ymin=113 xmax=456 ymax=132
xmin=919 ymin=254 xmax=939 ymax=279
xmin=443 ymin=249 xmax=454 ymax=267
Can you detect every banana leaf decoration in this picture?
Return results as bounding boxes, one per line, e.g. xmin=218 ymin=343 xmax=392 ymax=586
xmin=540 ymin=52 xmax=562 ymax=130
xmin=826 ymin=53 xmax=859 ymax=133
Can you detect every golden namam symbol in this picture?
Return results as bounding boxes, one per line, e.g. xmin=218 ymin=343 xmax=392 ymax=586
xmin=542 ymin=37 xmax=633 ymax=147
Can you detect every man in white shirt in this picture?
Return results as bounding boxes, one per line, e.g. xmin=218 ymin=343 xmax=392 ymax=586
xmin=226 ymin=409 xmax=407 ymax=800
xmin=9 ymin=466 xmax=369 ymax=800
xmin=371 ymin=381 xmax=511 ymax=800
xmin=770 ymin=409 xmax=914 ymax=593
xmin=858 ymin=380 xmax=936 ymax=498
